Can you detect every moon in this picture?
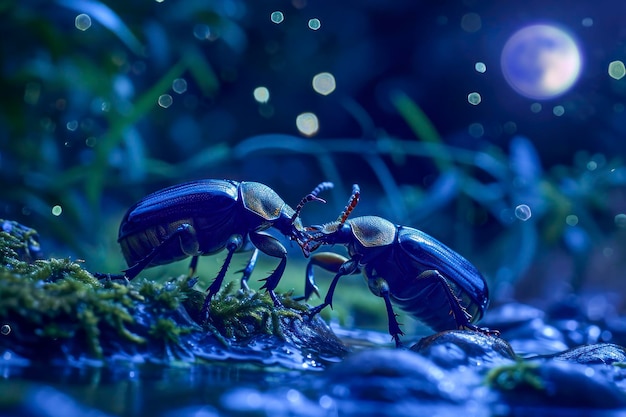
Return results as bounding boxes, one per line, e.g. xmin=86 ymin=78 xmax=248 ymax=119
xmin=501 ymin=24 xmax=582 ymax=100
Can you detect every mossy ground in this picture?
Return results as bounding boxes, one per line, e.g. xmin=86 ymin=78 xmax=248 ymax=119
xmin=0 ymin=220 xmax=346 ymax=365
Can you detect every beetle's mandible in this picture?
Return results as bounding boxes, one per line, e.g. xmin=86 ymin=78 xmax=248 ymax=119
xmin=117 ymin=179 xmax=332 ymax=320
xmin=299 ymin=184 xmax=497 ymax=346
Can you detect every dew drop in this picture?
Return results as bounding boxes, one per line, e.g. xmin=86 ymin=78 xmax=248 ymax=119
xmin=515 ymin=204 xmax=532 ymax=221
xmin=253 ymin=86 xmax=270 ymax=103
xmin=308 ymin=18 xmax=321 ymax=30
xmin=52 ymin=205 xmax=63 ymax=216
xmin=158 ymin=94 xmax=173 ymax=108
xmin=608 ymin=61 xmax=626 ymax=80
xmin=566 ymin=214 xmax=579 ymax=226
xmin=475 ymin=62 xmax=487 ymax=73
xmin=75 ymin=14 xmax=92 ymax=31
xmin=468 ymin=92 xmax=482 ymax=105
xmin=296 ymin=112 xmax=319 ymax=136
xmin=0 ymin=325 xmax=9 ymax=336
xmin=172 ymin=78 xmax=187 ymax=94
xmin=312 ymin=72 xmax=336 ymax=95
xmin=271 ymin=11 xmax=284 ymax=24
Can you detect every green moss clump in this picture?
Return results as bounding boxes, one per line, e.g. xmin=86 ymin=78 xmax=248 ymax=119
xmin=0 ymin=220 xmax=347 ymax=366
xmin=204 ymin=281 xmax=303 ymax=341
xmin=486 ymin=361 xmax=544 ymax=391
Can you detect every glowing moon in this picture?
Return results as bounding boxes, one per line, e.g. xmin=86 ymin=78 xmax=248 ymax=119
xmin=501 ymin=24 xmax=582 ymax=100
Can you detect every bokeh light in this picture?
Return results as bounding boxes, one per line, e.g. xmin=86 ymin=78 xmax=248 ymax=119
xmin=501 ymin=24 xmax=582 ymax=100
xmin=75 ymin=14 xmax=92 ymax=31
xmin=172 ymin=78 xmax=187 ymax=94
xmin=468 ymin=92 xmax=482 ymax=105
xmin=608 ymin=61 xmax=625 ymax=80
xmin=515 ymin=204 xmax=532 ymax=221
xmin=461 ymin=13 xmax=481 ymax=33
xmin=475 ymin=62 xmax=487 ymax=73
xmin=0 ymin=324 xmax=9 ymax=336
xmin=296 ymin=112 xmax=319 ymax=136
xmin=158 ymin=94 xmax=173 ymax=108
xmin=271 ymin=11 xmax=284 ymax=24
xmin=312 ymin=72 xmax=336 ymax=95
xmin=253 ymin=86 xmax=270 ymax=103
xmin=308 ymin=18 xmax=321 ymax=30
xmin=52 ymin=205 xmax=62 ymax=216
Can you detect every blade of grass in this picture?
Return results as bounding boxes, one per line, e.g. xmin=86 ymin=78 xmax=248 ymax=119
xmin=390 ymin=91 xmax=451 ymax=172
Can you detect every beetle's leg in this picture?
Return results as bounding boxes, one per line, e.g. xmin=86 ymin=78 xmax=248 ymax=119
xmin=124 ymin=223 xmax=198 ymax=279
xmin=248 ymin=231 xmax=288 ymax=306
xmin=238 ymin=248 xmax=259 ymax=291
xmin=308 ymin=258 xmax=359 ymax=316
xmin=188 ymin=255 xmax=199 ymax=277
xmin=422 ymin=270 xmax=498 ymax=335
xmin=93 ymin=272 xmax=128 ymax=283
xmin=293 ymin=252 xmax=349 ymax=301
xmin=371 ymin=277 xmax=405 ymax=348
xmin=200 ymin=235 xmax=244 ymax=321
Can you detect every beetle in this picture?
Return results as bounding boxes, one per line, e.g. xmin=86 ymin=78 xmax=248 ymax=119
xmin=298 ymin=184 xmax=495 ymax=346
xmin=117 ymin=179 xmax=332 ymax=319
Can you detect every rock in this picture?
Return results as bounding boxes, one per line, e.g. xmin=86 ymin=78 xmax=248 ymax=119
xmin=411 ymin=330 xmax=516 ymax=368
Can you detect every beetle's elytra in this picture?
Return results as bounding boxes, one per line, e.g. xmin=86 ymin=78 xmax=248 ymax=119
xmin=117 ymin=179 xmax=332 ymax=320
xmin=299 ymin=184 xmax=496 ymax=346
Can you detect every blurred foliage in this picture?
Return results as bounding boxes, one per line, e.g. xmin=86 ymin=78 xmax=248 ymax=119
xmin=2 ymin=0 xmax=626 ymax=327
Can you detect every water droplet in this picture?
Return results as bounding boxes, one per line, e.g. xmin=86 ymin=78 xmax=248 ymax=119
xmin=608 ymin=61 xmax=626 ymax=80
xmin=296 ymin=112 xmax=319 ymax=136
xmin=530 ymin=103 xmax=542 ymax=113
xmin=467 ymin=92 xmax=481 ymax=105
xmin=468 ymin=122 xmax=484 ymax=138
xmin=52 ymin=205 xmax=62 ymax=216
xmin=158 ymin=94 xmax=173 ymax=108
xmin=253 ymin=86 xmax=270 ymax=103
xmin=475 ymin=62 xmax=486 ymax=73
xmin=271 ymin=11 xmax=284 ymax=24
xmin=553 ymin=105 xmax=565 ymax=116
xmin=75 ymin=14 xmax=92 ymax=31
xmin=461 ymin=12 xmax=481 ymax=33
xmin=172 ymin=78 xmax=187 ymax=94
xmin=566 ymin=214 xmax=579 ymax=226
xmin=615 ymin=213 xmax=626 ymax=228
xmin=85 ymin=137 xmax=97 ymax=147
xmin=515 ymin=204 xmax=532 ymax=221
xmin=66 ymin=120 xmax=79 ymax=131
xmin=193 ymin=24 xmax=211 ymax=40
xmin=0 ymin=325 xmax=9 ymax=335
xmin=308 ymin=18 xmax=321 ymax=30
xmin=312 ymin=72 xmax=336 ymax=95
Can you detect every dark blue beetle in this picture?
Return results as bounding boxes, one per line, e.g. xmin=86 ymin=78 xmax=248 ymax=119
xmin=299 ymin=185 xmax=494 ymax=346
xmin=117 ymin=179 xmax=332 ymax=319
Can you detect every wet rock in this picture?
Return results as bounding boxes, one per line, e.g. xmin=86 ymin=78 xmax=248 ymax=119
xmin=489 ymin=360 xmax=626 ymax=409
xmin=538 ymin=343 xmax=626 ymax=365
xmin=410 ymin=330 xmax=516 ymax=368
xmin=481 ymin=302 xmax=545 ymax=331
xmin=321 ymin=348 xmax=478 ymax=403
xmin=498 ymin=317 xmax=569 ymax=356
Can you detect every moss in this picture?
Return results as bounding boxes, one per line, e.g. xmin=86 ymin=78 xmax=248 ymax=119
xmin=205 ymin=281 xmax=303 ymax=341
xmin=486 ymin=361 xmax=544 ymax=391
xmin=0 ymin=219 xmax=346 ymax=365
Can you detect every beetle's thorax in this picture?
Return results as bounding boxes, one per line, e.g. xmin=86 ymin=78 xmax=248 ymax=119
xmin=348 ymin=216 xmax=397 ymax=248
xmin=239 ymin=182 xmax=288 ymax=230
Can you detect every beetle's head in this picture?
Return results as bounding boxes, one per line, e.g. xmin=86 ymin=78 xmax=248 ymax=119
xmin=274 ymin=182 xmax=334 ymax=249
xmin=298 ymin=184 xmax=360 ymax=257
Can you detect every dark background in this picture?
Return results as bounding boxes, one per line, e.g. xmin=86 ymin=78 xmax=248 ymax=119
xmin=2 ymin=0 xmax=625 ymax=319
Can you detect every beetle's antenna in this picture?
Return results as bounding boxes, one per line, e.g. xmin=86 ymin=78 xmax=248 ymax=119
xmin=290 ymin=181 xmax=334 ymax=224
xmin=337 ymin=184 xmax=360 ymax=225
